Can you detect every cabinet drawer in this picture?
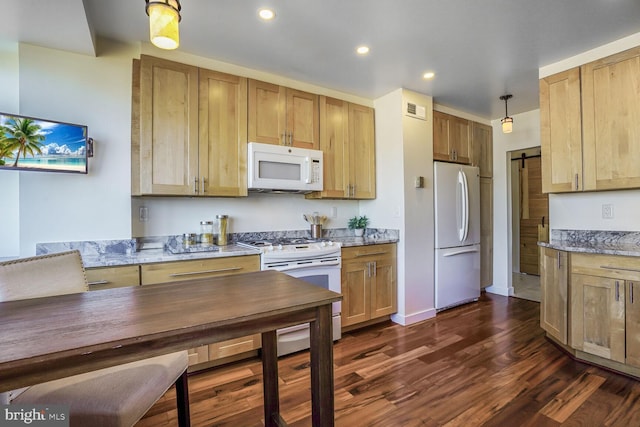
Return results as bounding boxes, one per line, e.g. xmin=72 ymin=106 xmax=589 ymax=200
xmin=571 ymin=253 xmax=640 ymax=281
xmin=187 ymin=346 xmax=209 ymax=366
xmin=208 ymin=334 xmax=261 ymax=361
xmin=85 ymin=265 xmax=140 ymax=290
xmin=342 ymin=243 xmax=396 ymax=262
xmin=141 ymin=255 xmax=260 ymax=285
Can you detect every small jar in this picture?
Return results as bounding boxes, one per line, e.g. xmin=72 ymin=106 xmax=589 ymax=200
xmin=216 ymin=215 xmax=229 ymax=245
xmin=183 ymin=233 xmax=197 ymax=247
xmin=200 ymin=221 xmax=214 ymax=245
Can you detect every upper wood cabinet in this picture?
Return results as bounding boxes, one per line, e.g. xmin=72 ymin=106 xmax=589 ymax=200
xmin=471 ymin=122 xmax=493 ymax=178
xmin=247 ymin=79 xmax=319 ymax=150
xmin=541 ymin=45 xmax=640 ymax=193
xmin=581 ymin=46 xmax=640 ymax=191
xmin=433 ymin=111 xmax=471 ymax=164
xmin=307 ymin=97 xmax=375 ymax=199
xmin=133 ymin=55 xmax=248 ymax=197
xmin=540 ymin=68 xmax=583 ymax=193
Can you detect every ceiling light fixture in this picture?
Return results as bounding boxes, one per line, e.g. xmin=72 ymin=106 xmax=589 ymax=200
xmin=356 ymin=46 xmax=370 ymax=55
xmin=145 ymin=0 xmax=181 ymax=50
xmin=423 ymin=71 xmax=435 ymax=80
xmin=500 ymin=94 xmax=513 ymax=134
xmin=258 ymin=8 xmax=276 ymax=20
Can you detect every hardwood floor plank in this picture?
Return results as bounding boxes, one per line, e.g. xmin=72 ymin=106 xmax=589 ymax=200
xmin=137 ymin=294 xmax=640 ymax=427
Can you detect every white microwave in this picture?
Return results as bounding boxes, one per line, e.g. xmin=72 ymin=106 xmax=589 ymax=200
xmin=247 ymin=142 xmax=323 ymax=193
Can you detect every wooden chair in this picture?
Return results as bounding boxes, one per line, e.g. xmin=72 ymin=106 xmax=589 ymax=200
xmin=0 ymin=250 xmax=191 ymax=427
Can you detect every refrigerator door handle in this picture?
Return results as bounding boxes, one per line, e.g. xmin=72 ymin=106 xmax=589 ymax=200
xmin=443 ymin=247 xmax=479 ymax=257
xmin=458 ymin=170 xmax=469 ymax=243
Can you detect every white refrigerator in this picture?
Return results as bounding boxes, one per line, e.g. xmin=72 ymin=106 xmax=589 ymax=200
xmin=434 ymin=161 xmax=481 ymax=310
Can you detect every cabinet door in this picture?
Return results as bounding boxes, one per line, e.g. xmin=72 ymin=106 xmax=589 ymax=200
xmin=370 ymin=253 xmax=397 ymax=319
xmin=471 ymin=122 xmax=493 ymax=178
xmin=187 ymin=346 xmax=209 ymax=367
xmin=571 ymin=273 xmax=625 ymax=362
xmin=85 ymin=265 xmax=140 ymax=291
xmin=449 ymin=116 xmax=471 ymax=164
xmin=582 ymin=46 xmax=640 ymax=191
xmin=139 ymin=55 xmax=199 ymax=195
xmin=479 ymin=177 xmax=493 ymax=288
xmin=626 ymin=281 xmax=640 ymax=368
xmin=286 ymin=88 xmax=319 ymax=149
xmin=539 ymin=247 xmax=568 ymax=344
xmin=349 ymin=103 xmax=376 ymax=199
xmin=248 ymin=79 xmax=286 ymax=145
xmin=199 ymin=69 xmax=248 ymax=197
xmin=433 ymin=111 xmax=451 ymax=162
xmin=311 ymin=96 xmax=349 ymax=198
xmin=540 ymin=68 xmax=583 ymax=193
xmin=140 ymin=255 xmax=260 ymax=285
xmin=341 ymin=260 xmax=369 ymax=327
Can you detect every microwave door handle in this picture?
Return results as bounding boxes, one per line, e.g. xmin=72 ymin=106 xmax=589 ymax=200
xmin=304 ymin=156 xmax=312 ymax=183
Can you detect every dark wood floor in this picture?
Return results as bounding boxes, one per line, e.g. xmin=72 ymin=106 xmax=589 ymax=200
xmin=137 ymin=293 xmax=640 ymax=426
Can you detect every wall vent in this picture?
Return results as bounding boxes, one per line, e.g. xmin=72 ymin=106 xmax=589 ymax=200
xmin=404 ymin=102 xmax=426 ymax=120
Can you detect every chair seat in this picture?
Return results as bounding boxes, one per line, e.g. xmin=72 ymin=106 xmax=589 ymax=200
xmin=13 ymin=351 xmax=188 ymax=427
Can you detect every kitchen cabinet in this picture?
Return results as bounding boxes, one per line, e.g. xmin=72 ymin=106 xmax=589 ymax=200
xmin=247 ymin=79 xmax=319 ymax=150
xmin=307 ymin=97 xmax=376 ymax=199
xmin=471 ymin=122 xmax=493 ymax=178
xmin=479 ymin=177 xmax=493 ymax=288
xmin=140 ymin=255 xmax=261 ymax=368
xmin=570 ymin=253 xmax=640 ymax=367
xmin=132 ymin=55 xmax=248 ymax=197
xmin=541 ymin=45 xmax=640 ymax=193
xmin=85 ymin=265 xmax=140 ymax=291
xmin=539 ymin=247 xmax=568 ymax=345
xmin=433 ymin=111 xmax=471 ymax=164
xmin=581 ymin=45 xmax=640 ymax=191
xmin=341 ymin=244 xmax=397 ymax=329
xmin=540 ymin=68 xmax=583 ymax=193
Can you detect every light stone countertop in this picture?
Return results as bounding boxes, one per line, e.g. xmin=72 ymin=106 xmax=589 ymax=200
xmin=538 ymin=229 xmax=640 ymax=257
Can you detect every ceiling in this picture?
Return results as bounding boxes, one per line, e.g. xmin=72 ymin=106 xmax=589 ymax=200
xmin=2 ymin=0 xmax=640 ymax=120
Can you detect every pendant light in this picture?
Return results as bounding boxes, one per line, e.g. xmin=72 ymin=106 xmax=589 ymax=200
xmin=500 ymin=94 xmax=513 ymax=134
xmin=145 ymin=0 xmax=181 ymax=50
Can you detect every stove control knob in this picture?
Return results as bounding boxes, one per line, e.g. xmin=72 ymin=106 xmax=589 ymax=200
xmin=327 ymin=240 xmax=334 ymax=246
xmin=277 ymin=244 xmax=283 ymax=251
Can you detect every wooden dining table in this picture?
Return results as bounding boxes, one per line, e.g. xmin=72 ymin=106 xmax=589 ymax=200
xmin=0 ymin=269 xmax=341 ymax=427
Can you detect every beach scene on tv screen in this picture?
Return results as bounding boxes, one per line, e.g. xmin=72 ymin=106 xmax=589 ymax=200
xmin=0 ymin=114 xmax=87 ymax=173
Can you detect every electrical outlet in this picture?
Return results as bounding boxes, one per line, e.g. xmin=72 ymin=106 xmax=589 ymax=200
xmin=602 ymin=204 xmax=614 ymax=219
xmin=139 ymin=206 xmax=149 ymax=222
xmin=331 ymin=206 xmax=337 ymax=218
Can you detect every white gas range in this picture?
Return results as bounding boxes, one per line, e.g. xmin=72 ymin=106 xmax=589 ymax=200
xmin=237 ymin=237 xmax=342 ymax=356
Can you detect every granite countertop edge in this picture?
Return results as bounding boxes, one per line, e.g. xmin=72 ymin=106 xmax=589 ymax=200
xmin=538 ymin=241 xmax=640 ymax=257
xmin=538 ymin=229 xmax=640 ymax=257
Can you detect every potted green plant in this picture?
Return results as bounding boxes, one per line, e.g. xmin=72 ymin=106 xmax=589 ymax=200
xmin=347 ymin=215 xmax=369 ymax=237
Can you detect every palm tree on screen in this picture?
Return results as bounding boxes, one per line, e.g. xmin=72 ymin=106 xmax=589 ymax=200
xmin=1 ymin=117 xmax=45 ymax=167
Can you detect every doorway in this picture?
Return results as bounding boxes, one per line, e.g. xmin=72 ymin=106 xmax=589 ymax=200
xmin=510 ymin=147 xmax=548 ymax=302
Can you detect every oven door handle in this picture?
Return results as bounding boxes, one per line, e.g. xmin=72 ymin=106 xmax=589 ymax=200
xmin=264 ymin=260 xmax=341 ymax=272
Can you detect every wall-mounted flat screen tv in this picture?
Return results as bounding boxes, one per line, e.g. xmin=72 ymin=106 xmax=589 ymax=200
xmin=0 ymin=112 xmax=89 ymax=174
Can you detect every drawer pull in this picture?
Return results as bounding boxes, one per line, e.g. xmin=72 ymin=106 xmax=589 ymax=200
xmin=169 ymin=267 xmax=242 ymax=277
xmin=599 ymin=265 xmax=640 ymax=273
xmin=631 ymin=282 xmax=635 ymax=304
xmin=355 ymin=251 xmax=387 ymax=257
xmin=88 ymin=280 xmax=110 ymax=286
xmin=616 ymin=281 xmax=620 ymax=302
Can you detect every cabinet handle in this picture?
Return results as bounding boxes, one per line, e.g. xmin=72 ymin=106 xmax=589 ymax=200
xmin=575 ymin=174 xmax=579 ymax=190
xmin=201 ymin=176 xmax=206 ymax=193
xmin=355 ymin=251 xmax=387 ymax=257
xmin=281 ymin=132 xmax=286 ymax=146
xmin=169 ymin=267 xmax=243 ymax=277
xmin=616 ymin=281 xmax=620 ymax=302
xmin=557 ymin=252 xmax=561 ymax=269
xmin=631 ymin=282 xmax=635 ymax=304
xmin=288 ymin=131 xmax=293 ymax=146
xmin=599 ymin=265 xmax=640 ymax=273
xmin=373 ymin=261 xmax=377 ymax=277
xmin=88 ymin=280 xmax=110 ymax=286
xmin=194 ymin=177 xmax=198 ymax=194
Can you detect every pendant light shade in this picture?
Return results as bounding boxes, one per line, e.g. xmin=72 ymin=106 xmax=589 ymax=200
xmin=145 ymin=0 xmax=181 ymax=50
xmin=500 ymin=94 xmax=513 ymax=134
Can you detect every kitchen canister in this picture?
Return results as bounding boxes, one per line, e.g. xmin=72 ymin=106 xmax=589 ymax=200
xmin=200 ymin=221 xmax=214 ymax=245
xmin=216 ymin=215 xmax=229 ymax=245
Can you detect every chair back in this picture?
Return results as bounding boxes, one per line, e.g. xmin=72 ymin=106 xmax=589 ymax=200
xmin=0 ymin=250 xmax=88 ymax=302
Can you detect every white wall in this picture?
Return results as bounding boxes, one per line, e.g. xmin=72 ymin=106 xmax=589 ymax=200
xmin=0 ymin=41 xmax=20 ymax=258
xmin=366 ymin=89 xmax=435 ymax=325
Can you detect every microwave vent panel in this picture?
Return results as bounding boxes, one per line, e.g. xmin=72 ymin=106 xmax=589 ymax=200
xmin=405 ymin=102 xmax=426 ymax=120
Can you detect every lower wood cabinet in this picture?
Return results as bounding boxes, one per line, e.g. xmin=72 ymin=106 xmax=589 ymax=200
xmin=85 ymin=265 xmax=140 ymax=291
xmin=341 ymin=243 xmax=397 ymax=329
xmin=141 ymin=254 xmax=261 ymax=369
xmin=539 ymin=247 xmax=568 ymax=344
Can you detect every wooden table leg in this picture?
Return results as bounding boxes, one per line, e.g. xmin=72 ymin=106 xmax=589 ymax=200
xmin=262 ymin=329 xmax=282 ymax=427
xmin=309 ymin=304 xmax=335 ymax=427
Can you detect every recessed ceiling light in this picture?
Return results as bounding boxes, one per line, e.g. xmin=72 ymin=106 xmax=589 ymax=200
xmin=356 ymin=46 xmax=370 ymax=55
xmin=258 ymin=8 xmax=275 ymax=20
xmin=423 ymin=71 xmax=435 ymax=80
